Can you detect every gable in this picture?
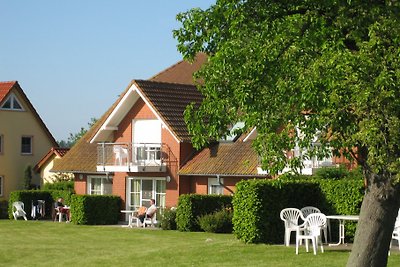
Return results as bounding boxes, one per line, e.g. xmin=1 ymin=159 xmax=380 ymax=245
xmin=0 ymin=92 xmax=24 ymax=111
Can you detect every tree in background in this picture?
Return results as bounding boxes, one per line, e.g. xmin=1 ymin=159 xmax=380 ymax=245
xmin=58 ymin=118 xmax=97 ymax=148
xmin=175 ymin=1 xmax=400 ymax=266
xmin=23 ymin=165 xmax=33 ymax=190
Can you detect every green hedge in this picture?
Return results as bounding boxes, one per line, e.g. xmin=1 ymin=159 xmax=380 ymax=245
xmin=176 ymin=194 xmax=232 ymax=231
xmin=70 ymin=195 xmax=121 ymax=225
xmin=232 ymin=178 xmax=364 ymax=244
xmin=42 ymin=181 xmax=75 ymax=191
xmin=8 ymin=190 xmax=74 ymax=220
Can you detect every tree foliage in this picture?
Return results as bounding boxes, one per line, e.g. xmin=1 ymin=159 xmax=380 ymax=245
xmin=58 ymin=117 xmax=97 ymax=148
xmin=175 ymin=0 xmax=400 ymax=176
xmin=175 ymin=1 xmax=400 ymax=266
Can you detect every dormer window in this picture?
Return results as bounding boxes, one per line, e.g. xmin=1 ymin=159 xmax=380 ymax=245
xmin=1 ymin=93 xmax=24 ymax=111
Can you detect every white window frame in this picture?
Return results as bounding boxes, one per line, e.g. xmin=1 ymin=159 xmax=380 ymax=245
xmin=208 ymin=177 xmax=224 ymax=195
xmin=0 ymin=176 xmax=3 ymax=196
xmin=87 ymin=175 xmax=112 ymax=195
xmin=0 ymin=93 xmax=24 ymax=111
xmin=21 ymin=136 xmax=33 ymax=155
xmin=126 ymin=177 xmax=166 ymax=211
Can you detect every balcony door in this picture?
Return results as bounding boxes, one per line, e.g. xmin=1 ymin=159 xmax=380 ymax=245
xmin=132 ymin=119 xmax=162 ymax=163
xmin=127 ymin=177 xmax=166 ymax=211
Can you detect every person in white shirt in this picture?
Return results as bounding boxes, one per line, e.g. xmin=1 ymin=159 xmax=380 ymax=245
xmin=138 ymin=199 xmax=157 ymax=223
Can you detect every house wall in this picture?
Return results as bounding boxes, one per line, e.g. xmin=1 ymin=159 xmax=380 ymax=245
xmin=0 ymin=89 xmax=54 ymax=200
xmin=74 ymin=174 xmax=87 ymax=195
xmin=187 ymin=175 xmax=257 ymax=196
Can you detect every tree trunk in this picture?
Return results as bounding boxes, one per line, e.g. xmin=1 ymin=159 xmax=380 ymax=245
xmin=347 ymin=172 xmax=400 ymax=267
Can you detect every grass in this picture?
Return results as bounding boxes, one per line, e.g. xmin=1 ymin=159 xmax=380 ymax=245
xmin=0 ymin=220 xmax=399 ymax=267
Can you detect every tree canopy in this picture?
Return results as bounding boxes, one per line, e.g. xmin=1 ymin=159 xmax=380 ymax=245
xmin=175 ymin=1 xmax=400 ymax=266
xmin=175 ymin=0 xmax=400 ymax=176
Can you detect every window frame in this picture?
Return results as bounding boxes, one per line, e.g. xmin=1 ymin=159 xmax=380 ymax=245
xmin=0 ymin=93 xmax=24 ymax=111
xmin=127 ymin=177 xmax=166 ymax=211
xmin=21 ymin=136 xmax=33 ymax=155
xmin=208 ymin=177 xmax=224 ymax=195
xmin=87 ymin=175 xmax=112 ymax=195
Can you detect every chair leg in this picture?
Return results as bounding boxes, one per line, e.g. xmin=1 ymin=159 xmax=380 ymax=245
xmin=305 ymin=239 xmax=309 ymax=252
xmin=296 ymin=237 xmax=299 ymax=254
xmin=312 ymin=238 xmax=317 ymax=255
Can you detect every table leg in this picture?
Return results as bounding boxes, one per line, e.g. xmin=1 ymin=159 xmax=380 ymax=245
xmin=128 ymin=213 xmax=133 ymax=228
xmin=329 ymin=219 xmax=344 ymax=246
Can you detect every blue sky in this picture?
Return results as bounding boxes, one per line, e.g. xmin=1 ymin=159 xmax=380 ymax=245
xmin=0 ymin=1 xmax=215 ymax=141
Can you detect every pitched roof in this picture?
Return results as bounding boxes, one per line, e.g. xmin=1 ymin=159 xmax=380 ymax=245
xmin=179 ymin=141 xmax=268 ymax=177
xmin=133 ymin=80 xmax=202 ymax=142
xmin=0 ymin=81 xmax=57 ymax=146
xmin=0 ymin=81 xmax=17 ymax=103
xmin=34 ymin=147 xmax=70 ymax=172
xmin=150 ymin=53 xmax=207 ymax=85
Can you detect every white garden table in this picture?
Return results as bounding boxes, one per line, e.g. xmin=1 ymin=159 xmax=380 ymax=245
xmin=326 ymin=215 xmax=359 ymax=246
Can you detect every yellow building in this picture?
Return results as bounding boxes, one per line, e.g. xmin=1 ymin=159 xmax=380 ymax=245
xmin=0 ymin=81 xmax=57 ymax=200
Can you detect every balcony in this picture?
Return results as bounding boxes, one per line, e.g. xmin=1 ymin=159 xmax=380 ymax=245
xmin=97 ymin=143 xmax=175 ymax=172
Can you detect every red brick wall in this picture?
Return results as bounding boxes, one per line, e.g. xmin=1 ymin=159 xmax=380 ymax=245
xmin=112 ymin=172 xmax=127 ymax=206
xmin=74 ymin=174 xmax=86 ymax=195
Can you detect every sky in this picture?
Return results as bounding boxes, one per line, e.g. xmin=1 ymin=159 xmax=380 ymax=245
xmin=0 ymin=1 xmax=215 ymax=141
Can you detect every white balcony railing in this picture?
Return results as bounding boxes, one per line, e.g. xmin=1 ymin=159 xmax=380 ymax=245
xmin=97 ymin=143 xmax=175 ymax=172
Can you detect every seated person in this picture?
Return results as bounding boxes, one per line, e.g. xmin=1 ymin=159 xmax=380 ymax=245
xmin=138 ymin=199 xmax=157 ymax=224
xmin=55 ymin=197 xmax=70 ymax=221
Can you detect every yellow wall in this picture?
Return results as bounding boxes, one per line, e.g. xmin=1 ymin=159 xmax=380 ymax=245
xmin=40 ymin=155 xmax=73 ymax=185
xmin=0 ymin=89 xmax=54 ymax=200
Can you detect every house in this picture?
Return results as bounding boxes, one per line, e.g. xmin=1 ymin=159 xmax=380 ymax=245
xmin=0 ymin=81 xmax=58 ymax=200
xmin=34 ymin=147 xmax=71 ymax=185
xmin=52 ymin=54 xmax=351 ymax=215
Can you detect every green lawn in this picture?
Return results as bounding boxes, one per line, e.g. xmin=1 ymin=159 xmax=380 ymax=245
xmin=1 ymin=220 xmax=398 ymax=266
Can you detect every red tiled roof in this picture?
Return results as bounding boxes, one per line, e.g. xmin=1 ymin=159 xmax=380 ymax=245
xmin=150 ymin=53 xmax=207 ymax=85
xmin=179 ymin=142 xmax=268 ymax=176
xmin=0 ymin=81 xmax=16 ymax=103
xmin=134 ymin=80 xmax=202 ymax=142
xmin=34 ymin=147 xmax=70 ymax=172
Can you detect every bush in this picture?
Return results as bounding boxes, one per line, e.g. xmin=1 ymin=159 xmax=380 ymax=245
xmin=8 ymin=190 xmax=74 ymax=220
xmin=70 ymin=195 xmax=121 ymax=225
xmin=176 ymin=194 xmax=232 ymax=232
xmin=43 ymin=181 xmax=75 ymax=191
xmin=232 ymin=178 xmax=364 ymax=244
xmin=198 ymin=208 xmax=233 ymax=233
xmin=0 ymin=200 xmax=8 ymax=219
xmin=161 ymin=208 xmax=177 ymax=230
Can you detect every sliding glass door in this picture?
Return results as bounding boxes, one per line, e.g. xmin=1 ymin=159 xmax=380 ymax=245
xmin=127 ymin=177 xmax=166 ymax=211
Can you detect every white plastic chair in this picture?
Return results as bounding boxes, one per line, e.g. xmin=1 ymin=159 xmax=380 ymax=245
xmin=143 ymin=212 xmax=158 ymax=228
xmin=114 ymin=145 xmax=128 ymax=166
xmin=296 ymin=213 xmax=326 ymax=255
xmin=280 ymin=208 xmax=303 ymax=246
xmin=12 ymin=201 xmax=28 ymax=221
xmin=390 ymin=209 xmax=400 ymax=254
xmin=301 ymin=206 xmax=328 ymax=243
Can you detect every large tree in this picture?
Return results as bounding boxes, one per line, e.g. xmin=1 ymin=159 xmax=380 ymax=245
xmin=174 ymin=0 xmax=400 ymax=266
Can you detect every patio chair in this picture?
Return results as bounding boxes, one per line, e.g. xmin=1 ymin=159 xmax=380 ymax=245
xmin=140 ymin=212 xmax=158 ymax=228
xmin=114 ymin=145 xmax=128 ymax=166
xmin=12 ymin=201 xmax=28 ymax=221
xmin=301 ymin=206 xmax=328 ymax=243
xmin=280 ymin=208 xmax=303 ymax=246
xmin=296 ymin=213 xmax=327 ymax=255
xmin=390 ymin=209 xmax=400 ymax=255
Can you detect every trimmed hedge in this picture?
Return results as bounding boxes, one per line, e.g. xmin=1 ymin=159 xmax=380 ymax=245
xmin=161 ymin=208 xmax=177 ymax=230
xmin=70 ymin=195 xmax=121 ymax=225
xmin=176 ymin=194 xmax=232 ymax=231
xmin=233 ymin=178 xmax=364 ymax=244
xmin=8 ymin=190 xmax=74 ymax=220
xmin=198 ymin=208 xmax=233 ymax=233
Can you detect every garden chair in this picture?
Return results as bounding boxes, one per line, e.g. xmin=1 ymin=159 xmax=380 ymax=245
xmin=113 ymin=145 xmax=128 ymax=166
xmin=280 ymin=208 xmax=303 ymax=246
xmin=12 ymin=201 xmax=28 ymax=221
xmin=296 ymin=213 xmax=326 ymax=255
xmin=301 ymin=206 xmax=328 ymax=243
xmin=143 ymin=212 xmax=158 ymax=228
xmin=389 ymin=209 xmax=400 ymax=255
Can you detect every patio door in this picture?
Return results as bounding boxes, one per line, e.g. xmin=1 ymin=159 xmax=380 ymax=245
xmin=127 ymin=177 xmax=166 ymax=211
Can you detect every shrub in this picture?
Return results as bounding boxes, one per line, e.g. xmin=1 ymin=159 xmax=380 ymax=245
xmin=232 ymin=178 xmax=364 ymax=244
xmin=198 ymin=208 xmax=233 ymax=233
xmin=70 ymin=195 xmax=121 ymax=225
xmin=8 ymin=190 xmax=74 ymax=220
xmin=176 ymin=194 xmax=232 ymax=232
xmin=161 ymin=208 xmax=177 ymax=230
xmin=0 ymin=200 xmax=8 ymax=219
xmin=43 ymin=181 xmax=75 ymax=191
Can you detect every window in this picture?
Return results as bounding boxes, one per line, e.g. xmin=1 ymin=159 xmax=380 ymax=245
xmin=208 ymin=177 xmax=224 ymax=195
xmin=87 ymin=176 xmax=112 ymax=195
xmin=21 ymin=136 xmax=32 ymax=154
xmin=0 ymin=93 xmax=23 ymax=111
xmin=0 ymin=135 xmax=3 ymax=154
xmin=0 ymin=176 xmax=3 ymax=196
xmin=127 ymin=177 xmax=166 ymax=210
